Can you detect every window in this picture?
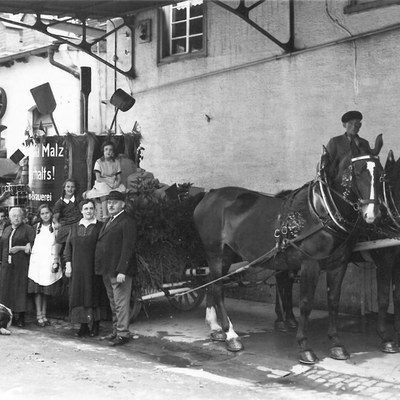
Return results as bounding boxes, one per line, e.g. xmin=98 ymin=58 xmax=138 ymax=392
xmin=160 ymin=0 xmax=205 ymax=60
xmin=344 ymin=0 xmax=400 ymax=14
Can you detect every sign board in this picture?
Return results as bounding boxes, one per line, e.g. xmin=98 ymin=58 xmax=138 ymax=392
xmin=28 ymin=137 xmax=66 ymax=207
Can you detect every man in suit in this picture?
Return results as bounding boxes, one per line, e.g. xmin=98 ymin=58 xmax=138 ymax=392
xmin=95 ymin=190 xmax=137 ymax=346
xmin=325 ymin=110 xmax=373 ymax=179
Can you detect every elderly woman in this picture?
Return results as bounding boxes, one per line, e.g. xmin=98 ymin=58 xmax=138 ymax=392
xmin=0 ymin=207 xmax=35 ymax=327
xmin=64 ymin=199 xmax=104 ymax=337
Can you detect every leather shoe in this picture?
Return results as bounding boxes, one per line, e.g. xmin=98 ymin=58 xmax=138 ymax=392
xmin=108 ymin=336 xmax=129 ymax=347
xmin=17 ymin=319 xmax=25 ymax=328
xmin=75 ymin=323 xmax=90 ymax=337
xmin=16 ymin=313 xmax=25 ymax=328
xmin=89 ymin=321 xmax=100 ymax=337
xmin=101 ymin=332 xmax=117 ymax=341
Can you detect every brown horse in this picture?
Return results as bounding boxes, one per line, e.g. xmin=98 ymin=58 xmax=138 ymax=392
xmin=194 ymin=139 xmax=383 ymax=364
xmin=369 ymin=150 xmax=400 ymax=353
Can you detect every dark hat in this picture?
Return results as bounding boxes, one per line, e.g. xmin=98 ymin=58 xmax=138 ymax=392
xmin=106 ymin=191 xmax=125 ymax=201
xmin=341 ymin=110 xmax=363 ymax=123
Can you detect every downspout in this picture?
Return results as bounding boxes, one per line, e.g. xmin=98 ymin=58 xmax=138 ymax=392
xmin=48 ymin=44 xmax=83 ymax=132
xmin=109 ymin=19 xmax=118 ymax=133
xmin=48 ymin=44 xmax=80 ymax=78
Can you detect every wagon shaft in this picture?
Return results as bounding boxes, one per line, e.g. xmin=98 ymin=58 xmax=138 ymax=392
xmin=353 ymin=238 xmax=400 ymax=252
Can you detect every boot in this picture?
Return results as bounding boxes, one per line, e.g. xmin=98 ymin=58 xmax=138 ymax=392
xmin=75 ymin=323 xmax=90 ymax=337
xmin=16 ymin=312 xmax=25 ymax=328
xmin=89 ymin=321 xmax=100 ymax=337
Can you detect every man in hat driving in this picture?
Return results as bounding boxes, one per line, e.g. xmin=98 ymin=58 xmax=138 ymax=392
xmin=95 ymin=190 xmax=137 ymax=346
xmin=325 ymin=110 xmax=373 ymax=177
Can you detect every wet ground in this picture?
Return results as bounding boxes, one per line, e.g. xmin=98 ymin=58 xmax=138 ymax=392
xmin=2 ymin=297 xmax=400 ymax=399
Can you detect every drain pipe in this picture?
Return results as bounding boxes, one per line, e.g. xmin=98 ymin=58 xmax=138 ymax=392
xmin=48 ymin=44 xmax=80 ymax=78
xmin=48 ymin=44 xmax=83 ymax=132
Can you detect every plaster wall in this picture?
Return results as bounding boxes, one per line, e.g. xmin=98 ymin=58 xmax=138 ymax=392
xmin=0 ymin=45 xmax=107 ymax=157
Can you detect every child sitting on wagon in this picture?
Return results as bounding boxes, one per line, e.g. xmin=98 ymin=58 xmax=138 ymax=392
xmin=85 ymin=140 xmax=126 ymax=219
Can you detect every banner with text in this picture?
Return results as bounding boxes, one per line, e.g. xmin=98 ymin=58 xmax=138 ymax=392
xmin=28 ymin=137 xmax=66 ymax=208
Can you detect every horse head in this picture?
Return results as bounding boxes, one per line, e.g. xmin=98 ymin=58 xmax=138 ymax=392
xmin=323 ymin=134 xmax=384 ymax=224
xmin=382 ymin=150 xmax=400 ymax=225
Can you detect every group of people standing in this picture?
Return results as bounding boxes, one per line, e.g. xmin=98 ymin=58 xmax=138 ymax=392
xmin=0 ymin=140 xmax=138 ymax=347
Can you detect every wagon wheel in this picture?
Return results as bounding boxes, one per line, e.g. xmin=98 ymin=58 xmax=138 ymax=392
xmin=129 ymin=287 xmax=142 ymax=322
xmin=167 ymin=287 xmax=206 ymax=311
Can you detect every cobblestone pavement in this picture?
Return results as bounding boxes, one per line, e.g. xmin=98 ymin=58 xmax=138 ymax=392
xmin=290 ymin=365 xmax=399 ymax=399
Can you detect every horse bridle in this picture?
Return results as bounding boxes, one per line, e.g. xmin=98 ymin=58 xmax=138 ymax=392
xmin=348 ymin=155 xmax=382 ymax=208
xmin=315 ymin=154 xmax=382 ymax=233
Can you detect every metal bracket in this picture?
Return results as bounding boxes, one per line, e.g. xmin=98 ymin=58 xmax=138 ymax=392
xmin=0 ymin=14 xmax=136 ymax=78
xmin=211 ymin=0 xmax=295 ymax=53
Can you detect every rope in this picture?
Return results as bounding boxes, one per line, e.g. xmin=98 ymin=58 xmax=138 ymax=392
xmin=173 ymin=247 xmax=279 ymax=297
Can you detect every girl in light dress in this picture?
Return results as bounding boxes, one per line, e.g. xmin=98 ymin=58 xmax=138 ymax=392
xmin=28 ymin=204 xmax=62 ymax=327
xmin=85 ymin=141 xmax=125 ymax=219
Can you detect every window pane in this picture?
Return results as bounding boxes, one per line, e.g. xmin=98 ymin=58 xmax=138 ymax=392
xmin=172 ymin=38 xmax=187 ymax=54
xmin=190 ymin=2 xmax=203 ymax=18
xmin=190 ymin=18 xmax=203 ymax=35
xmin=172 ymin=21 xmax=187 ymax=38
xmin=172 ymin=6 xmax=187 ymax=22
xmin=189 ymin=35 xmax=203 ymax=52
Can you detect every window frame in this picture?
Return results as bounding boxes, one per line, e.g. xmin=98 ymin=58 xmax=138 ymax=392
xmin=158 ymin=0 xmax=207 ymax=64
xmin=344 ymin=0 xmax=400 ymax=14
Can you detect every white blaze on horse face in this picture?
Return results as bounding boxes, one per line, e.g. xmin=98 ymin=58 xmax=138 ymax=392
xmin=363 ymin=161 xmax=377 ymax=224
xmin=206 ymin=307 xmax=222 ymax=331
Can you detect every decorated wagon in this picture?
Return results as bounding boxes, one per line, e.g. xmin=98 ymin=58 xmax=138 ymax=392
xmin=2 ymin=122 xmax=208 ymax=321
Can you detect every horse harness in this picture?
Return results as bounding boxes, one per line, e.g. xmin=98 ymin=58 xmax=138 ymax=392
xmin=270 ymin=155 xmax=379 ymax=263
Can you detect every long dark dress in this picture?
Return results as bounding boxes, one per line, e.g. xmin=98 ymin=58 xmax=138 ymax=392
xmin=64 ymin=220 xmax=105 ymax=323
xmin=0 ymin=223 xmax=35 ymax=312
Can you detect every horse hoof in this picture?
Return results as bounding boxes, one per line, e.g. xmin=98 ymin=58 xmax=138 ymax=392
xmin=330 ymin=346 xmax=350 ymax=360
xmin=299 ymin=350 xmax=318 ymax=364
xmin=210 ymin=330 xmax=227 ymax=342
xmin=381 ymin=341 xmax=399 ymax=353
xmin=285 ymin=318 xmax=298 ymax=331
xmin=274 ymin=320 xmax=288 ymax=333
xmin=226 ymin=337 xmax=243 ymax=352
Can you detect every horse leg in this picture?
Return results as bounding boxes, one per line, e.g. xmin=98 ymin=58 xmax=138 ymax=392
xmin=296 ymin=261 xmax=320 ymax=364
xmin=326 ymin=264 xmax=350 ymax=360
xmin=205 ymin=284 xmax=226 ymax=342
xmin=391 ymin=257 xmax=400 ymax=352
xmin=205 ymin=251 xmax=242 ymax=351
xmin=275 ymin=271 xmax=297 ymax=332
xmin=213 ymin=281 xmax=243 ymax=352
xmin=376 ymin=259 xmax=397 ymax=352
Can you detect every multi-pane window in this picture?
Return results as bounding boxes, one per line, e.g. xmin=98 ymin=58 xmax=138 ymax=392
xmin=344 ymin=0 xmax=400 ymax=14
xmin=160 ymin=0 xmax=205 ymax=59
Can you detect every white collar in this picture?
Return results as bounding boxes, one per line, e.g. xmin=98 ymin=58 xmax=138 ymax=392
xmin=62 ymin=195 xmax=76 ymax=204
xmin=79 ymin=218 xmax=97 ymax=228
xmin=109 ymin=210 xmax=124 ymax=221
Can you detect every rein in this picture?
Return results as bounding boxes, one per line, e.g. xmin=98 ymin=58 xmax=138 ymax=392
xmin=382 ymin=177 xmax=400 ymax=229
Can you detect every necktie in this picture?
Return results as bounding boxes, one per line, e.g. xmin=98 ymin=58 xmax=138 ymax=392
xmin=106 ymin=217 xmax=114 ymax=229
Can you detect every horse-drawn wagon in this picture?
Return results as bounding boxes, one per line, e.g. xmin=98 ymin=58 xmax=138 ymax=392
xmin=193 ymin=138 xmax=400 ymax=364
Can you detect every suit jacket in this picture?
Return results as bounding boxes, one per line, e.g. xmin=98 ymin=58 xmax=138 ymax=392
xmin=94 ymin=211 xmax=137 ymax=277
xmin=326 ymin=133 xmax=371 ymax=178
